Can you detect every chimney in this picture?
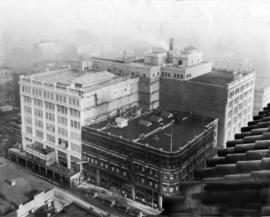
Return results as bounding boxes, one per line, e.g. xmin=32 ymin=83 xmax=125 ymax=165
xmin=169 ymin=38 xmax=174 ymax=51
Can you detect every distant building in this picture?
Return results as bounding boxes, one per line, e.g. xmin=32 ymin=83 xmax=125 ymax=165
xmin=19 ymin=69 xmax=140 ymax=169
xmin=160 ymin=65 xmax=255 ymax=148
xmin=33 ymin=42 xmax=56 ymax=62
xmin=77 ymin=44 xmax=93 ymax=58
xmin=0 ymin=67 xmax=14 ymax=106
xmin=253 ymin=77 xmax=270 ymax=116
xmin=81 ymin=110 xmax=218 ymax=209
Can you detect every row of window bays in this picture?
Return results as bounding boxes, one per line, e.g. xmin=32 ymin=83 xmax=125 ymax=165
xmin=21 ymin=84 xmax=81 ymax=107
xmin=81 ymin=127 xmax=215 ymax=177
xmin=228 ymin=79 xmax=254 ymax=99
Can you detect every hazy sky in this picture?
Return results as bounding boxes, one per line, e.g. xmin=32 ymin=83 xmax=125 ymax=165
xmin=1 ymin=0 xmax=270 ymax=75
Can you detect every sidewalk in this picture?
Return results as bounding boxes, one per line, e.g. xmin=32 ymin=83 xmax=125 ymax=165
xmin=77 ymin=181 xmax=162 ymax=216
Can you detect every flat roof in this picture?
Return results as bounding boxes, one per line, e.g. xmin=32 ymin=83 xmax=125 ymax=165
xmin=190 ymin=69 xmax=235 ymax=86
xmin=25 ymin=69 xmax=137 ymax=93
xmin=255 ymin=77 xmax=270 ymax=90
xmin=55 ymin=203 xmax=99 ymax=217
xmin=0 ymin=158 xmax=53 ymax=213
xmin=89 ymin=111 xmax=214 ymax=152
xmin=29 ymin=69 xmax=116 ymax=87
xmin=92 ymin=57 xmax=154 ymax=68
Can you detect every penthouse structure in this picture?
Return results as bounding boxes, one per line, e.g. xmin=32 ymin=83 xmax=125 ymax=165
xmin=81 ymin=110 xmax=218 ymax=209
xmin=253 ymin=77 xmax=270 ymax=116
xmin=160 ymin=67 xmax=256 ymax=148
xmin=19 ymin=69 xmax=139 ymax=169
xmin=161 ymin=46 xmax=213 ymax=80
xmin=172 ymin=103 xmax=270 ymax=217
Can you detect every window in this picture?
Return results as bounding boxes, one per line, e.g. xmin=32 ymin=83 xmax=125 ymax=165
xmin=35 ymin=119 xmax=43 ymax=128
xmin=24 ymin=96 xmax=31 ymax=103
xmin=36 ymin=130 xmax=43 ymax=139
xmin=71 ymin=131 xmax=80 ymax=141
xmin=70 ymin=120 xmax=80 ymax=129
xmin=46 ymin=123 xmax=55 ymax=133
xmin=71 ymin=143 xmax=81 ymax=153
xmin=45 ymin=102 xmax=54 ymax=110
xmin=24 ymin=106 xmax=32 ymax=114
xmin=34 ymin=98 xmax=42 ymax=107
xmin=46 ymin=112 xmax=54 ymax=121
xmin=25 ymin=116 xmax=32 ymax=124
xmin=186 ymin=73 xmax=191 ymax=79
xmin=34 ymin=109 xmax=43 ymax=118
xmin=58 ymin=116 xmax=68 ymax=125
xmin=57 ymin=105 xmax=67 ymax=114
xmin=58 ymin=127 xmax=68 ymax=137
xmin=26 ymin=126 xmax=32 ymax=134
xmin=70 ymin=108 xmax=80 ymax=118
xmin=46 ymin=134 xmax=55 ymax=143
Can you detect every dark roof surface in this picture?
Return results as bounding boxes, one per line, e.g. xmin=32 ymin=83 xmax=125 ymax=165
xmin=55 ymin=203 xmax=99 ymax=217
xmin=0 ymin=158 xmax=52 ymax=213
xmin=191 ymin=69 xmax=235 ymax=86
xmin=89 ymin=111 xmax=214 ymax=152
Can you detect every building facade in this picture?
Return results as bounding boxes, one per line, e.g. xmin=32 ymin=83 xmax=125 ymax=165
xmin=160 ymin=68 xmax=256 ymax=148
xmin=19 ymin=69 xmax=140 ymax=169
xmin=253 ymin=77 xmax=270 ymax=116
xmin=91 ymin=53 xmax=162 ymax=110
xmin=0 ymin=67 xmax=14 ymax=106
xmin=33 ymin=42 xmax=56 ymax=62
xmin=81 ymin=110 xmax=218 ymax=209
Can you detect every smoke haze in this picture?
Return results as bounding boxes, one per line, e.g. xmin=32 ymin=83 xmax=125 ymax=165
xmin=0 ymin=0 xmax=270 ymax=76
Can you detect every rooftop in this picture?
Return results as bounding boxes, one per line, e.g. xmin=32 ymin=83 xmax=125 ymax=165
xmin=190 ymin=68 xmax=253 ymax=86
xmin=54 ymin=203 xmax=99 ymax=217
xmin=30 ymin=69 xmax=116 ymax=86
xmin=24 ymin=69 xmax=136 ymax=93
xmin=92 ymin=57 xmax=155 ymax=68
xmin=255 ymin=77 xmax=270 ymax=90
xmin=0 ymin=158 xmax=52 ymax=214
xmin=89 ymin=111 xmax=214 ymax=152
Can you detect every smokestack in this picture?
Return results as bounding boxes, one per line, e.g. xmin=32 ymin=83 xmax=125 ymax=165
xmin=169 ymin=38 xmax=174 ymax=51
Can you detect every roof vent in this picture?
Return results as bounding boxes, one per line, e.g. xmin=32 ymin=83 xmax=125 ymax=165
xmin=150 ymin=115 xmax=163 ymax=123
xmin=161 ymin=111 xmax=173 ymax=119
xmin=5 ymin=179 xmax=16 ymax=186
xmin=139 ymin=120 xmax=152 ymax=127
xmin=115 ymin=117 xmax=128 ymax=128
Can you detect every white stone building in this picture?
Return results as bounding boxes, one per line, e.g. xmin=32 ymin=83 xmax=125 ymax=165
xmin=20 ymin=69 xmax=139 ymax=169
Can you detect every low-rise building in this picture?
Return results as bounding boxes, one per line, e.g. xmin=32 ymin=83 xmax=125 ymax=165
xmin=0 ymin=158 xmax=55 ymax=217
xmin=81 ymin=110 xmax=218 ymax=209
